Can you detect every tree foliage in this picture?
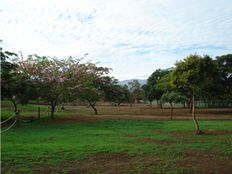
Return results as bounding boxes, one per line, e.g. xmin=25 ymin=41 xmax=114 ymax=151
xmin=1 ymin=50 xmax=36 ymax=114
xmin=69 ymin=63 xmax=112 ymax=115
xmin=161 ymin=91 xmax=187 ymax=120
xmin=18 ymin=55 xmax=83 ymax=118
xmin=145 ymin=69 xmax=169 ymax=108
xmin=215 ymin=54 xmax=232 ymax=99
xmin=104 ymin=84 xmax=131 ymax=106
xmin=172 ymin=54 xmax=221 ymax=134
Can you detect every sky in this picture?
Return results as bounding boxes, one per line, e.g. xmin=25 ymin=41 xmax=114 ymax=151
xmin=0 ymin=0 xmax=232 ymax=80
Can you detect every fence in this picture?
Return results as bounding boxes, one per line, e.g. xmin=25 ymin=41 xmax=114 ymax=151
xmin=196 ymin=100 xmax=232 ymax=108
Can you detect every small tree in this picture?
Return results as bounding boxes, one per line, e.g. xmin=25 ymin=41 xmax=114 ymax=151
xmin=104 ymin=83 xmax=131 ymax=106
xmin=146 ymin=69 xmax=169 ymax=108
xmin=128 ymin=80 xmax=142 ymax=105
xmin=141 ymin=84 xmax=155 ymax=107
xmin=173 ymin=54 xmax=218 ymax=134
xmin=161 ymin=92 xmax=186 ymax=120
xmin=72 ymin=63 xmax=111 ymax=115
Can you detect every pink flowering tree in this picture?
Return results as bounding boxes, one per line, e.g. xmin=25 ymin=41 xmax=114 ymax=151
xmin=19 ymin=54 xmax=82 ymax=119
xmin=70 ymin=63 xmax=112 ymax=115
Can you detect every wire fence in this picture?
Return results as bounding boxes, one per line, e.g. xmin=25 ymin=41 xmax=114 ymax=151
xmin=146 ymin=100 xmax=232 ymax=108
xmin=196 ymin=100 xmax=232 ymax=108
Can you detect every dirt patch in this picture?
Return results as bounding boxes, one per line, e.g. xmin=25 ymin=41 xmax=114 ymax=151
xmin=3 ymin=151 xmax=232 ymax=174
xmin=158 ymin=130 xmax=232 ymax=138
xmin=177 ymin=149 xmax=232 ymax=174
xmin=125 ymin=133 xmax=137 ymax=138
xmin=169 ymin=131 xmax=195 ymax=137
xmin=138 ymin=137 xmax=156 ymax=142
xmin=38 ymin=153 xmax=161 ymax=174
xmin=203 ymin=130 xmax=232 ymax=136
xmin=53 ymin=116 xmax=102 ymax=124
xmin=137 ymin=137 xmax=175 ymax=145
xmin=197 ymin=108 xmax=232 ymax=115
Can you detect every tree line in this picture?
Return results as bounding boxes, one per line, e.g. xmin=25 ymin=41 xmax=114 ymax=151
xmin=1 ymin=48 xmax=231 ymax=134
xmin=1 ymin=51 xmax=136 ymax=117
xmin=142 ymin=54 xmax=231 ymax=134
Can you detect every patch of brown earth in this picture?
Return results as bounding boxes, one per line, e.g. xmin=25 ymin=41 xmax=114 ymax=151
xmin=157 ymin=130 xmax=232 ymax=138
xmin=137 ymin=137 xmax=174 ymax=145
xmin=203 ymin=130 xmax=232 ymax=136
xmin=125 ymin=133 xmax=137 ymax=137
xmin=53 ymin=116 xmax=102 ymax=124
xmin=177 ymin=149 xmax=232 ymax=174
xmin=42 ymin=153 xmax=161 ymax=174
xmin=138 ymin=137 xmax=156 ymax=142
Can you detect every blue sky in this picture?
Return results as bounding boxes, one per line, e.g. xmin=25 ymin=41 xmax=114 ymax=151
xmin=0 ymin=0 xmax=232 ymax=80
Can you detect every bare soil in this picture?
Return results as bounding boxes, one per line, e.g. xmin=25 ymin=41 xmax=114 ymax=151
xmin=49 ymin=113 xmax=232 ymax=125
xmin=53 ymin=116 xmax=102 ymax=123
xmin=137 ymin=137 xmax=174 ymax=145
xmin=32 ymin=150 xmax=232 ymax=174
xmin=36 ymin=153 xmax=161 ymax=174
xmin=156 ymin=130 xmax=232 ymax=138
xmin=177 ymin=149 xmax=232 ymax=174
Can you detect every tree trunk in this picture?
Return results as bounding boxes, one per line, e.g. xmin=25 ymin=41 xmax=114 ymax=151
xmin=90 ymin=104 xmax=98 ymax=115
xmin=190 ymin=101 xmax=193 ymax=113
xmin=51 ymin=105 xmax=55 ymax=119
xmin=159 ymin=100 xmax=163 ymax=109
xmin=92 ymin=105 xmax=98 ymax=115
xmin=50 ymin=100 xmax=57 ymax=119
xmin=38 ymin=107 xmax=40 ymax=120
xmin=10 ymin=97 xmax=20 ymax=120
xmin=192 ymin=89 xmax=202 ymax=135
xmin=149 ymin=101 xmax=152 ymax=108
xmin=187 ymin=100 xmax=190 ymax=108
xmin=88 ymin=100 xmax=98 ymax=115
xmin=11 ymin=98 xmax=18 ymax=113
xmin=187 ymin=99 xmax=192 ymax=112
xmin=170 ymin=103 xmax=173 ymax=120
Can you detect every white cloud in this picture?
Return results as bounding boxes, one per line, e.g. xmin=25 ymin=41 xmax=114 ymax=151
xmin=0 ymin=0 xmax=232 ymax=79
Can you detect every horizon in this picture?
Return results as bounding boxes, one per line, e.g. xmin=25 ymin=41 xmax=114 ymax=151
xmin=0 ymin=0 xmax=232 ymax=80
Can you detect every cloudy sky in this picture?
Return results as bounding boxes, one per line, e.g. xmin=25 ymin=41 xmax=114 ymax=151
xmin=0 ymin=0 xmax=232 ymax=80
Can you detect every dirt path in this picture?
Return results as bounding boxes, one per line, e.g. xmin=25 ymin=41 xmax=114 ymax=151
xmin=52 ymin=114 xmax=232 ymax=124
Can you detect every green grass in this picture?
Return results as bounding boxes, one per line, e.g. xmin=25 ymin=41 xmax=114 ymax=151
xmin=1 ymin=100 xmax=232 ymax=173
xmin=1 ymin=119 xmax=232 ymax=173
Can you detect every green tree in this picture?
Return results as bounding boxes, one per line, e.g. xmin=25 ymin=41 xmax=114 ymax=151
xmin=156 ymin=70 xmax=187 ymax=119
xmin=1 ymin=50 xmax=36 ymax=115
xmin=161 ymin=91 xmax=187 ymax=120
xmin=215 ymin=54 xmax=232 ymax=100
xmin=173 ymin=54 xmax=218 ymax=134
xmin=141 ymin=84 xmax=154 ymax=107
xmin=104 ymin=83 xmax=131 ymax=106
xmin=128 ymin=80 xmax=142 ymax=105
xmin=156 ymin=71 xmax=174 ymax=93
xmin=198 ymin=55 xmax=222 ymax=101
xmin=72 ymin=63 xmax=111 ymax=115
xmin=146 ymin=69 xmax=169 ymax=108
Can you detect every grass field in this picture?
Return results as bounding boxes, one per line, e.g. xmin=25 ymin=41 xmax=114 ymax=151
xmin=1 ymin=101 xmax=232 ymax=174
